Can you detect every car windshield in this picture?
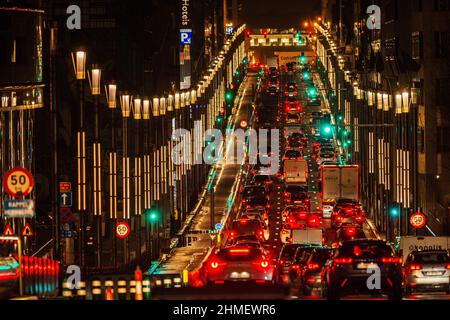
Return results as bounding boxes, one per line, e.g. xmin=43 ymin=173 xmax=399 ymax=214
xmin=280 ymin=245 xmax=299 ymax=260
xmin=286 ymin=186 xmax=307 ymax=193
xmin=254 ymin=175 xmax=270 ymax=183
xmin=310 ymin=249 xmax=332 ymax=264
xmin=412 ymin=251 xmax=450 ymax=263
xmin=295 ymin=247 xmax=316 ymax=262
xmin=218 ymin=247 xmax=263 ymax=262
xmin=232 ymin=220 xmax=261 ymax=234
xmin=285 ymin=150 xmax=300 ymax=157
xmin=339 ymin=242 xmax=393 ymax=259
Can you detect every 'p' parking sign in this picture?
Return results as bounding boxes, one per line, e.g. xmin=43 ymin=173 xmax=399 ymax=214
xmin=180 ymin=29 xmax=192 ymax=44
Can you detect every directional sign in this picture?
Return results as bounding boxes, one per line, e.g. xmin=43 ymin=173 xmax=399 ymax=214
xmin=59 ymin=182 xmax=71 ymax=193
xmin=215 ymin=223 xmax=223 ymax=231
xmin=116 ymin=221 xmax=130 ymax=239
xmin=2 ymin=167 xmax=34 ymax=198
xmin=22 ymin=223 xmax=33 ymax=237
xmin=3 ymin=199 xmax=35 ymax=218
xmin=180 ymin=29 xmax=192 ymax=44
xmin=59 ymin=192 xmax=72 ymax=207
xmin=410 ymin=212 xmax=426 ymax=229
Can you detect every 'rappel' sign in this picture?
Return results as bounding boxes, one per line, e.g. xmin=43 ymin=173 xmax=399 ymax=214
xmin=3 ymin=167 xmax=34 ymax=198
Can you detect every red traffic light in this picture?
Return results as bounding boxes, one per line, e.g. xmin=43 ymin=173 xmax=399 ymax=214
xmin=240 ymin=120 xmax=248 ymax=129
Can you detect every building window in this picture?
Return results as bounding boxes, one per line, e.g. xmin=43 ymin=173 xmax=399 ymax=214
xmin=435 ymin=31 xmax=449 ymax=58
xmin=436 ymin=78 xmax=450 ymax=105
xmin=412 ymin=32 xmax=423 ymax=60
xmin=434 ymin=0 xmax=450 ymax=11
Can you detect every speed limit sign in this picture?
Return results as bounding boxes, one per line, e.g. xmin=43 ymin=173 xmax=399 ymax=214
xmin=116 ymin=221 xmax=130 ymax=239
xmin=410 ymin=212 xmax=427 ymax=229
xmin=2 ymin=167 xmax=34 ymax=198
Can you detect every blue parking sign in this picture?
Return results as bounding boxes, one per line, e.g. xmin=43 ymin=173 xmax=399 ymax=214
xmin=180 ymin=29 xmax=192 ymax=44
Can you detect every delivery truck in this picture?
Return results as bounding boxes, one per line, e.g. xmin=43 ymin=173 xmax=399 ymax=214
xmin=292 ymin=228 xmax=323 ymax=245
xmin=284 ymin=159 xmax=308 ymax=184
xmin=398 ymin=236 xmax=450 ymax=261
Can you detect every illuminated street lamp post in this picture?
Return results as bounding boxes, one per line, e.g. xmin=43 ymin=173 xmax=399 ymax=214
xmin=71 ymin=49 xmax=87 ymax=268
xmin=133 ymin=96 xmax=143 ymax=261
xmin=142 ymin=98 xmax=152 ymax=255
xmin=105 ymin=82 xmax=118 ymax=269
xmin=120 ymin=92 xmax=132 ymax=265
xmin=89 ymin=64 xmax=102 ymax=269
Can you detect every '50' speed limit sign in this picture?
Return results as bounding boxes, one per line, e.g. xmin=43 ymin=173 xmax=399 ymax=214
xmin=116 ymin=221 xmax=130 ymax=239
xmin=3 ymin=167 xmax=34 ymax=198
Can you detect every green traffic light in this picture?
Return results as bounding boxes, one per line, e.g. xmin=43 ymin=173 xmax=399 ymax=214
xmin=145 ymin=207 xmax=159 ymax=222
xmin=303 ymin=72 xmax=310 ymax=80
xmin=308 ymin=87 xmax=317 ymax=97
xmin=324 ymin=126 xmax=331 ymax=134
xmin=390 ymin=208 xmax=399 ymax=217
xmin=225 ymin=90 xmax=233 ymax=102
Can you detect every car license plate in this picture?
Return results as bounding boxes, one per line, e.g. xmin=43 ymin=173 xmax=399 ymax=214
xmin=230 ymin=272 xmax=250 ymax=279
xmin=357 ymin=263 xmax=378 ymax=269
xmin=425 ymin=271 xmax=444 ymax=276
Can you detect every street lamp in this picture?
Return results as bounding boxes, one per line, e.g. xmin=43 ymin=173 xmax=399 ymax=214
xmin=133 ymin=96 xmax=143 ymax=260
xmin=120 ymin=91 xmax=132 ymax=265
xmin=105 ymin=82 xmax=118 ymax=268
xmin=142 ymin=98 xmax=152 ymax=256
xmin=71 ymin=49 xmax=87 ymax=269
xmin=89 ymin=64 xmax=102 ymax=269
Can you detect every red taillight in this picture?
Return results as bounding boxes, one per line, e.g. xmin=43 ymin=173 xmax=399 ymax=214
xmin=382 ymin=257 xmax=402 ymax=264
xmin=284 ymin=192 xmax=290 ymax=197
xmin=346 ymin=228 xmax=355 ymax=235
xmin=229 ymin=248 xmax=250 ymax=254
xmin=446 ymin=264 xmax=450 ymax=269
xmin=355 ymin=216 xmax=365 ymax=223
xmin=279 ymin=260 xmax=285 ymax=265
xmin=336 ymin=216 xmax=344 ymax=222
xmin=298 ymin=213 xmax=307 ymax=219
xmin=334 ymin=258 xmax=353 ymax=264
xmin=211 ymin=261 xmax=219 ymax=269
xmin=260 ymin=260 xmax=269 ymax=268
xmin=308 ymin=263 xmax=320 ymax=270
xmin=409 ymin=263 xmax=422 ymax=271
xmin=291 ymin=264 xmax=300 ymax=270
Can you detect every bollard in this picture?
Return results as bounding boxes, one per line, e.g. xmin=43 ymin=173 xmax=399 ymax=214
xmin=117 ymin=278 xmax=127 ymax=300
xmin=182 ymin=269 xmax=189 ymax=287
xmin=142 ymin=277 xmax=151 ymax=300
xmin=134 ymin=266 xmax=143 ymax=300
xmin=92 ymin=279 xmax=102 ymax=300
xmin=76 ymin=281 xmax=87 ymax=300
xmin=104 ymin=279 xmax=115 ymax=300
xmin=62 ymin=279 xmax=73 ymax=299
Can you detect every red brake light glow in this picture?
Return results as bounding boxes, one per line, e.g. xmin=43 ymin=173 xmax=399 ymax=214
xmin=409 ymin=263 xmax=422 ymax=271
xmin=229 ymin=248 xmax=250 ymax=254
xmin=334 ymin=258 xmax=353 ymax=264
xmin=261 ymin=260 xmax=269 ymax=268
xmin=308 ymin=263 xmax=320 ymax=270
xmin=382 ymin=257 xmax=402 ymax=264
xmin=211 ymin=261 xmax=219 ymax=269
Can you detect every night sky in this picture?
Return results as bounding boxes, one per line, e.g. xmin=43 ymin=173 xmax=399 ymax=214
xmin=241 ymin=0 xmax=322 ymax=28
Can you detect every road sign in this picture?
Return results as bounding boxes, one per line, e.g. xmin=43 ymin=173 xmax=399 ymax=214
xmin=22 ymin=223 xmax=33 ymax=237
xmin=59 ymin=207 xmax=73 ymax=223
xmin=2 ymin=224 xmax=14 ymax=236
xmin=59 ymin=192 xmax=72 ymax=207
xmin=180 ymin=29 xmax=192 ymax=44
xmin=3 ymin=199 xmax=35 ymax=218
xmin=410 ymin=212 xmax=426 ymax=229
xmin=2 ymin=167 xmax=34 ymax=198
xmin=59 ymin=182 xmax=71 ymax=192
xmin=215 ymin=223 xmax=223 ymax=231
xmin=116 ymin=221 xmax=130 ymax=239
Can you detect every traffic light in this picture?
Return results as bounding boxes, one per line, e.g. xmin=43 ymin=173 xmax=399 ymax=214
xmin=320 ymin=123 xmax=332 ymax=137
xmin=389 ymin=203 xmax=400 ymax=217
xmin=145 ymin=207 xmax=159 ymax=223
xmin=299 ymin=52 xmax=307 ymax=65
xmin=225 ymin=89 xmax=234 ymax=108
xmin=302 ymin=70 xmax=310 ymax=80
xmin=307 ymin=86 xmax=317 ymax=98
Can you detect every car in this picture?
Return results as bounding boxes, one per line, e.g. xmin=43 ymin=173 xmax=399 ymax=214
xmin=284 ymin=97 xmax=302 ymax=114
xmin=332 ymin=207 xmax=366 ymax=228
xmin=251 ymin=174 xmax=274 ymax=189
xmin=243 ymin=196 xmax=270 ymax=211
xmin=280 ymin=223 xmax=293 ymax=244
xmin=228 ymin=219 xmax=267 ymax=242
xmin=204 ymin=245 xmax=276 ymax=285
xmin=323 ymin=240 xmax=403 ymax=300
xmin=281 ymin=204 xmax=308 ymax=223
xmin=403 ymin=250 xmax=450 ymax=295
xmin=322 ymin=199 xmax=335 ymax=218
xmin=284 ymin=187 xmax=310 ymax=208
xmin=0 ymin=256 xmax=19 ymax=298
xmin=289 ymin=245 xmax=322 ymax=284
xmin=241 ymin=185 xmax=268 ymax=201
xmin=242 ymin=208 xmax=269 ymax=227
xmin=231 ymin=235 xmax=263 ymax=248
xmin=332 ymin=199 xmax=361 ymax=216
xmin=299 ymin=247 xmax=333 ymax=295
xmin=283 ymin=149 xmax=303 ymax=160
xmin=307 ymin=96 xmax=321 ymax=106
xmin=286 ymin=113 xmax=301 ymax=125
xmin=335 ymin=224 xmax=367 ymax=243
xmin=277 ymin=244 xmax=302 ymax=283
xmin=316 ymin=151 xmax=337 ymax=166
xmin=267 ymin=67 xmax=279 ymax=77
xmin=284 ymin=83 xmax=298 ymax=96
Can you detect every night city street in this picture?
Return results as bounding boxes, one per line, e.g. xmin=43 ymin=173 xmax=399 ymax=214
xmin=1 ymin=0 xmax=450 ymax=313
